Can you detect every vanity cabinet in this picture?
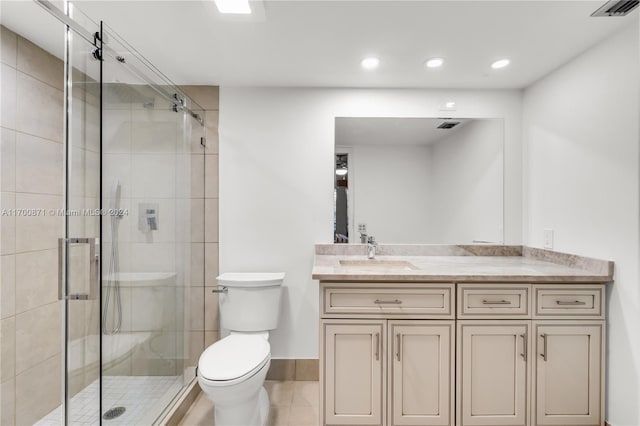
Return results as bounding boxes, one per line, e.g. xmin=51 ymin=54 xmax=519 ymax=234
xmin=320 ymin=283 xmax=456 ymax=426
xmin=532 ymin=322 xmax=603 ymax=426
xmin=456 ymin=321 xmax=530 ymax=426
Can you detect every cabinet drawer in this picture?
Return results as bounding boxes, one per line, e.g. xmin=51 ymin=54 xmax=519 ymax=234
xmin=458 ymin=285 xmax=531 ymax=318
xmin=534 ymin=285 xmax=604 ymax=318
xmin=322 ymin=284 xmax=453 ymax=317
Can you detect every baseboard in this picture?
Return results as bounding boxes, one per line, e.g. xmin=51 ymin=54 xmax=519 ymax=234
xmin=266 ymin=358 xmax=319 ymax=381
xmin=160 ymin=379 xmax=202 ymax=426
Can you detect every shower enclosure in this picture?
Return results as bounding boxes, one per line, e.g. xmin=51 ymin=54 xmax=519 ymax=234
xmin=0 ymin=1 xmax=206 ymax=424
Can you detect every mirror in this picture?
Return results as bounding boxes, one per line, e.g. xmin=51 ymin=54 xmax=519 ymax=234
xmin=334 ymin=117 xmax=504 ymax=244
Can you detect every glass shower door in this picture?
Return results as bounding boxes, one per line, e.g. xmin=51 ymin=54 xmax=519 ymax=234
xmin=62 ymin=5 xmax=102 ymax=425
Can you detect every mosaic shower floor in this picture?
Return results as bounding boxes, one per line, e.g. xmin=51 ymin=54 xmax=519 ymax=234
xmin=36 ymin=376 xmax=181 ymax=426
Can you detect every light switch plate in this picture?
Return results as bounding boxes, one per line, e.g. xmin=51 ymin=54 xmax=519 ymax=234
xmin=543 ymin=229 xmax=554 ymax=249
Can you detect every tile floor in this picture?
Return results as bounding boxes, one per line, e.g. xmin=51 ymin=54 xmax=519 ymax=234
xmin=179 ymin=381 xmax=319 ymax=426
xmin=36 ymin=376 xmax=181 ymax=426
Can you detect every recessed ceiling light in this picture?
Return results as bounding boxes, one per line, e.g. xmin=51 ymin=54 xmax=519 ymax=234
xmin=491 ymin=59 xmax=511 ymax=69
xmin=361 ymin=57 xmax=380 ymax=70
xmin=425 ymin=58 xmax=444 ymax=68
xmin=214 ymin=0 xmax=251 ymax=14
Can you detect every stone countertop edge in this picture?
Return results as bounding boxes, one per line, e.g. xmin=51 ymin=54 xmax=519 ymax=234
xmin=312 ymin=244 xmax=614 ymax=283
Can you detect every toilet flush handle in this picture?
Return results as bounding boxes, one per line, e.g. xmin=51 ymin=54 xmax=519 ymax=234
xmin=211 ymin=286 xmax=228 ymax=293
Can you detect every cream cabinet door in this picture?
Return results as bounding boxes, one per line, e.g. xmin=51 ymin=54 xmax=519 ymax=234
xmin=389 ymin=321 xmax=454 ymax=426
xmin=533 ymin=322 xmax=603 ymax=426
xmin=457 ymin=321 xmax=530 ymax=426
xmin=323 ymin=321 xmax=385 ymax=426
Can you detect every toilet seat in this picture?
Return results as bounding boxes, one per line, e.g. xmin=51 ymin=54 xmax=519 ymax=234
xmin=198 ymin=334 xmax=270 ymax=386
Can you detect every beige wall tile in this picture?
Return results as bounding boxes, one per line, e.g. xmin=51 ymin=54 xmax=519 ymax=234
xmin=204 ymin=198 xmax=218 ymax=243
xmin=1 ymin=26 xmax=17 ymax=67
xmin=191 ymin=243 xmax=204 ymax=286
xmin=127 ymin=243 xmax=176 ymax=273
xmin=204 ymin=243 xmax=219 ymax=287
xmin=15 ymin=193 xmax=62 ymax=252
xmin=1 ymin=254 xmax=15 ymax=319
xmin=15 ymin=301 xmax=61 ymax=374
xmin=266 ymin=360 xmax=296 ymax=382
xmin=1 ymin=378 xmax=15 ymax=426
xmin=189 ymin=286 xmax=204 ymax=331
xmin=1 ymin=63 xmax=16 ymax=129
xmin=70 ymin=148 xmax=100 ymax=199
xmin=15 ymin=132 xmax=63 ymax=195
xmin=1 ymin=316 xmax=15 ymax=382
xmin=131 ymin=109 xmax=179 ymax=153
xmin=103 ymin=108 xmax=132 ymax=153
xmin=204 ymin=110 xmax=219 ymax=154
xmin=189 ymin=331 xmax=204 ymax=367
xmin=15 ymin=354 xmax=61 ymax=426
xmin=204 ymin=154 xmax=218 ymax=198
xmin=16 ymin=36 xmax=63 ymax=90
xmin=204 ymin=331 xmax=219 ymax=347
xmin=204 ymin=291 xmax=219 ymax=331
xmin=131 ymin=153 xmax=176 ymax=198
xmin=1 ymin=128 xmax=16 ymax=192
xmin=179 ymin=86 xmax=219 ymax=111
xmin=295 ymin=360 xmax=319 ymax=381
xmin=16 ymin=72 xmax=64 ymax=143
xmin=191 ymin=198 xmax=204 ymax=243
xmin=14 ymin=249 xmax=58 ymax=314
xmin=191 ymin=154 xmax=204 ymax=198
xmin=0 ymin=192 xmax=16 ymax=255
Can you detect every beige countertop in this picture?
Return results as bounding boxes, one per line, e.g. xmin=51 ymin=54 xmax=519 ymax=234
xmin=311 ymin=245 xmax=614 ymax=283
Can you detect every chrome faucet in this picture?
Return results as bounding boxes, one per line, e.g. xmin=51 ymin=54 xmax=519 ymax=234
xmin=367 ymin=236 xmax=378 ymax=259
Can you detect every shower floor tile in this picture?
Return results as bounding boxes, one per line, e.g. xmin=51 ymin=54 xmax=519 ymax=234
xmin=36 ymin=376 xmax=181 ymax=426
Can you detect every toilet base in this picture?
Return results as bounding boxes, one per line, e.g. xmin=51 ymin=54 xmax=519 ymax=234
xmin=210 ymin=385 xmax=269 ymax=426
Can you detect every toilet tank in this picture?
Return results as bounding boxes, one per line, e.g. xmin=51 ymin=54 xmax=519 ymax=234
xmin=217 ymin=272 xmax=284 ymax=332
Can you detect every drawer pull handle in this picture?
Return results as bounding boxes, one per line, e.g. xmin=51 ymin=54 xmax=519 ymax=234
xmin=375 ymin=333 xmax=380 ymax=361
xmin=520 ymin=333 xmax=527 ymax=361
xmin=482 ymin=299 xmax=511 ymax=305
xmin=374 ymin=299 xmax=402 ymax=305
xmin=396 ymin=333 xmax=402 ymax=361
xmin=556 ymin=300 xmax=586 ymax=306
xmin=540 ymin=333 xmax=548 ymax=361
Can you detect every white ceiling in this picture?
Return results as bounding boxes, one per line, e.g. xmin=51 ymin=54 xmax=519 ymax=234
xmin=1 ymin=1 xmax=637 ymax=89
xmin=336 ymin=117 xmax=473 ymax=146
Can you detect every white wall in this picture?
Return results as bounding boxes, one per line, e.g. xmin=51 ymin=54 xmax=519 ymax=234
xmin=429 ymin=119 xmax=503 ymax=243
xmin=219 ymin=88 xmax=522 ymax=358
xmin=523 ymin=22 xmax=639 ymax=425
xmin=350 ymin=144 xmax=433 ymax=243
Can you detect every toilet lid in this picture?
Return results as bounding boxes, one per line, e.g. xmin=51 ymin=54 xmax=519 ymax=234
xmin=198 ymin=334 xmax=270 ymax=381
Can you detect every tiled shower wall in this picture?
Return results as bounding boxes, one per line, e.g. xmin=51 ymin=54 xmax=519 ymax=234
xmin=179 ymin=86 xmax=220 ymax=364
xmin=0 ymin=25 xmax=66 ymax=425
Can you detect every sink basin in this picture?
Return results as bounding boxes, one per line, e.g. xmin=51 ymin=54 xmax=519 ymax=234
xmin=339 ymin=259 xmax=418 ymax=271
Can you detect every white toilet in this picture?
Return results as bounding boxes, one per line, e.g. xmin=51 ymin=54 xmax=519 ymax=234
xmin=197 ymin=272 xmax=284 ymax=426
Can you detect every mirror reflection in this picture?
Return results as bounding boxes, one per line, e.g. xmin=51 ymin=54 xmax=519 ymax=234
xmin=334 ymin=117 xmax=504 ymax=245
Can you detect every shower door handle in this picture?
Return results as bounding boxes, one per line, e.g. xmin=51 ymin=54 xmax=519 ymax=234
xmin=58 ymin=237 xmax=99 ymax=301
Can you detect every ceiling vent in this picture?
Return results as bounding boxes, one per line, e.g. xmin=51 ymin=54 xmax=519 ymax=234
xmin=591 ymin=0 xmax=639 ymax=16
xmin=437 ymin=121 xmax=461 ymax=130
